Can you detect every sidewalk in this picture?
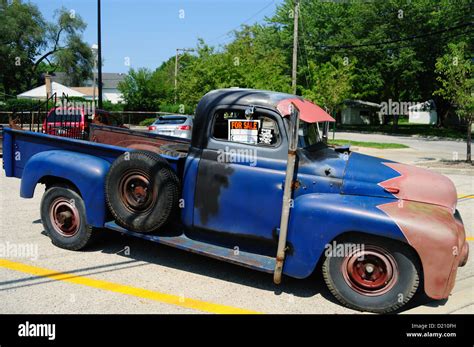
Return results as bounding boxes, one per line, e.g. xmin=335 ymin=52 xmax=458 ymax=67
xmin=403 ymin=276 xmax=474 ymax=314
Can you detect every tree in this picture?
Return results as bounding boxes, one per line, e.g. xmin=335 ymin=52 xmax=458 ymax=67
xmin=267 ymin=0 xmax=471 ymax=106
xmin=434 ymin=42 xmax=473 ymax=163
xmin=0 ymin=2 xmax=92 ymax=96
xmin=225 ymin=25 xmax=291 ymax=92
xmin=302 ymin=56 xmax=354 ymax=116
xmin=0 ymin=0 xmax=45 ymax=95
xmin=118 ymin=68 xmax=160 ymax=111
xmin=177 ymin=27 xmax=291 ymax=107
xmin=152 ymin=56 xmax=179 ymax=106
xmin=35 ymin=7 xmax=92 ymax=86
xmin=176 ymin=40 xmax=227 ymax=106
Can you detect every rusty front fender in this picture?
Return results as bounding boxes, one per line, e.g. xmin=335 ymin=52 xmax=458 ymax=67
xmin=378 ymin=201 xmax=468 ymax=299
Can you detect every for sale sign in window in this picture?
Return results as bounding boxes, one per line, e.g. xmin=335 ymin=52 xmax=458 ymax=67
xmin=228 ymin=120 xmax=260 ymax=144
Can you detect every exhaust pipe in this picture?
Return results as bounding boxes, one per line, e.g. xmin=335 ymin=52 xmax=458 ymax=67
xmin=274 ymin=103 xmax=300 ymax=284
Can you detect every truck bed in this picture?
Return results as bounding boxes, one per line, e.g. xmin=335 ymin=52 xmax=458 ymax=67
xmin=89 ymin=124 xmax=190 ymax=155
xmin=2 ymin=127 xmax=183 ymax=179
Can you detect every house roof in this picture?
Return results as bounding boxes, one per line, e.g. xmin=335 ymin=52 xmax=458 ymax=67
xmin=18 ymin=82 xmax=86 ymax=99
xmin=100 ymin=73 xmax=126 ymax=89
xmin=70 ymin=87 xmax=95 ymax=96
xmin=343 ymin=99 xmax=381 ymax=109
xmin=49 ymin=72 xmax=126 ymax=89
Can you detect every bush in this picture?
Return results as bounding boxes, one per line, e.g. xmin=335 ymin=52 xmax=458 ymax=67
xmin=139 ymin=118 xmax=157 ymax=126
xmin=102 ymin=100 xmax=125 ymax=112
xmin=66 ymin=96 xmax=88 ymax=102
xmin=0 ymin=98 xmax=41 ymax=112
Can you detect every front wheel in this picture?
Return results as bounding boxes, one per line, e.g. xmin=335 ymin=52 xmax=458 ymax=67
xmin=322 ymin=236 xmax=420 ymax=313
xmin=40 ymin=185 xmax=93 ymax=251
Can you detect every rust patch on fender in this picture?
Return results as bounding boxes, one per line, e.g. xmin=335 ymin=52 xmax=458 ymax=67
xmin=379 ymin=162 xmax=457 ymax=211
xmin=377 ymin=200 xmax=463 ymax=299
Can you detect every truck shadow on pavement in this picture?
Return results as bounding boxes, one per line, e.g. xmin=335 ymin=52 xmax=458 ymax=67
xmin=90 ymin=229 xmax=332 ymax=301
xmin=87 ymin=228 xmax=437 ymax=313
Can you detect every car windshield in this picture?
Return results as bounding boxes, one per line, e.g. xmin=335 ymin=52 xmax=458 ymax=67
xmin=298 ymin=120 xmax=323 ymax=148
xmin=154 ymin=116 xmax=187 ymax=125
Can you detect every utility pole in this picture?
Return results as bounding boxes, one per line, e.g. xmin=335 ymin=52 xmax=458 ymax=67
xmin=174 ymin=48 xmax=195 ymax=104
xmin=91 ymin=44 xmax=98 ymax=114
xmin=291 ymin=0 xmax=299 ymax=95
xmin=97 ymin=0 xmax=103 ymax=109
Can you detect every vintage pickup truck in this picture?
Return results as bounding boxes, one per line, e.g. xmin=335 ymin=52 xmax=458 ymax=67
xmin=2 ymin=89 xmax=469 ymax=313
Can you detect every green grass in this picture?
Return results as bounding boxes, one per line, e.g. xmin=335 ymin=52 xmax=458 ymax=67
xmin=328 ymin=139 xmax=409 ymax=149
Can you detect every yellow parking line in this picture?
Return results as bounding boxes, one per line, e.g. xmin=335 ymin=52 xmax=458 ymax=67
xmin=458 ymin=194 xmax=474 ymax=200
xmin=0 ymin=258 xmax=260 ymax=314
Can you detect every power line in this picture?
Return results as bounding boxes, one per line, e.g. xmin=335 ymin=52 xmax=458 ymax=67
xmin=314 ymin=29 xmax=474 ymax=55
xmin=310 ymin=22 xmax=472 ymax=50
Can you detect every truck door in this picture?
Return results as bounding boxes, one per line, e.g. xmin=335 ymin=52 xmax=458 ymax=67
xmin=192 ymin=106 xmax=289 ymax=255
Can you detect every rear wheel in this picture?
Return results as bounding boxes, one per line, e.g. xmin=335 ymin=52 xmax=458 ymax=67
xmin=322 ymin=236 xmax=420 ymax=313
xmin=40 ymin=185 xmax=93 ymax=250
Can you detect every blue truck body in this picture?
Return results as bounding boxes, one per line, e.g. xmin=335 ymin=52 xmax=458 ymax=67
xmin=1 ymin=89 xmax=469 ymax=312
xmin=5 ymin=127 xmax=395 ymax=278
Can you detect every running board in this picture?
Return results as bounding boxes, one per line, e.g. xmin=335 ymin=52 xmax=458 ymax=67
xmin=104 ymin=222 xmax=276 ymax=273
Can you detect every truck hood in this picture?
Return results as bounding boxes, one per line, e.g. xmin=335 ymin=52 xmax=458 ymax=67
xmin=342 ymin=152 xmax=457 ymax=211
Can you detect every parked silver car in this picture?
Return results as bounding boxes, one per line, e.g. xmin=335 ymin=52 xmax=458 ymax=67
xmin=148 ymin=115 xmax=193 ymax=139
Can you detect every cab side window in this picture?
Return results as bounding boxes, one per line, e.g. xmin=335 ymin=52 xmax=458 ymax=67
xmin=212 ymin=109 xmax=280 ymax=146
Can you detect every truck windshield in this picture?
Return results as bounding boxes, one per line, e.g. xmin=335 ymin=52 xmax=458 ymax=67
xmin=298 ymin=121 xmax=323 ymax=148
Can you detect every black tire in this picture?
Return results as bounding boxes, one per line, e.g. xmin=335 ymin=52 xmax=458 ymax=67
xmin=322 ymin=235 xmax=420 ymax=313
xmin=40 ymin=185 xmax=93 ymax=251
xmin=105 ymin=151 xmax=180 ymax=233
xmin=159 ymin=143 xmax=189 ymax=158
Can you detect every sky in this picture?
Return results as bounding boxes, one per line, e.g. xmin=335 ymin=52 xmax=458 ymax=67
xmin=33 ymin=0 xmax=284 ymax=73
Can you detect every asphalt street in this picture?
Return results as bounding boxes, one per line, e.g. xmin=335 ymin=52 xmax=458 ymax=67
xmin=334 ymin=131 xmax=469 ymax=163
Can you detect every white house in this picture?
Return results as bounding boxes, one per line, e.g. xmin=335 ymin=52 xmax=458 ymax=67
xmin=408 ymin=100 xmax=437 ymax=125
xmin=17 ymin=72 xmax=125 ymax=105
xmin=17 ymin=81 xmax=86 ymax=100
xmin=50 ymin=72 xmax=125 ymax=104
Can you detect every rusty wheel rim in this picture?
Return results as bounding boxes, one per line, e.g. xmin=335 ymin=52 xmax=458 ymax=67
xmin=119 ymin=170 xmax=155 ymax=213
xmin=341 ymin=246 xmax=398 ymax=296
xmin=49 ymin=197 xmax=80 ymax=237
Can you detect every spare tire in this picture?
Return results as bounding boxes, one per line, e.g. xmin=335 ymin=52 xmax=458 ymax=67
xmin=159 ymin=143 xmax=189 ymax=158
xmin=105 ymin=151 xmax=180 ymax=233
